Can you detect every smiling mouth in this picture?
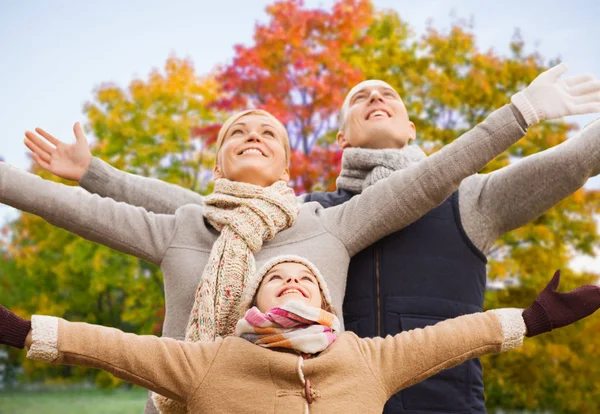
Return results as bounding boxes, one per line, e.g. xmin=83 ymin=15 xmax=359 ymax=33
xmin=366 ymin=109 xmax=391 ymax=120
xmin=238 ymin=148 xmax=266 ymax=156
xmin=278 ymin=288 xmax=307 ymax=298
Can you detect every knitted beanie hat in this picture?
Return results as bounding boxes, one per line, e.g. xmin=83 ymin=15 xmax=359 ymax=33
xmin=238 ymin=255 xmax=334 ymax=316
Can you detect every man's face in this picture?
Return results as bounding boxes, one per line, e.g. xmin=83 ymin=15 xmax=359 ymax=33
xmin=337 ymin=80 xmax=416 ymax=150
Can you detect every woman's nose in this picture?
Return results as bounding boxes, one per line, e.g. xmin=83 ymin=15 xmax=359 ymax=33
xmin=246 ymin=131 xmax=261 ymax=141
xmin=285 ymin=277 xmax=300 ymax=284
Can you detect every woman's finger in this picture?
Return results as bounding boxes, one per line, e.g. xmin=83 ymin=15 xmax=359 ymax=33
xmin=34 ymin=127 xmax=60 ymax=146
xmin=24 ymin=137 xmax=52 ymax=163
xmin=25 ymin=131 xmax=55 ymax=154
xmin=32 ymin=152 xmax=51 ymax=170
xmin=73 ymin=122 xmax=87 ymax=142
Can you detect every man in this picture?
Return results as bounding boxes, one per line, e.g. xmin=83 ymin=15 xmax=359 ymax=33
xmin=23 ymin=64 xmax=600 ymax=412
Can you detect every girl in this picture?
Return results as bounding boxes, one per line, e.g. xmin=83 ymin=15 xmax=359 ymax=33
xmin=1 ymin=256 xmax=599 ymax=413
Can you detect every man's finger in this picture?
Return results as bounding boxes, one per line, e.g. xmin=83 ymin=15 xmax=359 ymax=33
xmin=574 ymin=92 xmax=600 ymax=106
xmin=568 ymin=80 xmax=600 ymax=97
xmin=572 ymin=102 xmax=600 ymax=116
xmin=24 ymin=132 xmax=54 ymax=155
xmin=564 ymin=73 xmax=596 ymax=88
xmin=34 ymin=128 xmax=60 ymax=146
xmin=543 ymin=63 xmax=568 ymax=80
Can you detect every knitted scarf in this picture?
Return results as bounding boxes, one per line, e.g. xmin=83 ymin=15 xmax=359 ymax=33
xmin=235 ymin=301 xmax=340 ymax=354
xmin=153 ymin=178 xmax=299 ymax=414
xmin=336 ymin=146 xmax=427 ymax=193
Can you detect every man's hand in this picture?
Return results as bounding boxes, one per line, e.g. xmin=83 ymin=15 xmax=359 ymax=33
xmin=24 ymin=122 xmax=92 ymax=182
xmin=512 ymin=63 xmax=600 ymax=126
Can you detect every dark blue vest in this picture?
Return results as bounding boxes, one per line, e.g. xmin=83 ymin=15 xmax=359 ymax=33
xmin=305 ymin=189 xmax=488 ymax=413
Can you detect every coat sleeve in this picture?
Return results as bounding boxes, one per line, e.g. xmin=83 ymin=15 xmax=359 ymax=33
xmin=79 ymin=157 xmax=204 ymax=214
xmin=26 ymin=316 xmax=221 ymax=404
xmin=321 ymin=104 xmax=527 ymax=256
xmin=459 ymin=117 xmax=600 ymax=254
xmin=356 ymin=309 xmax=526 ymax=398
xmin=0 ymin=163 xmax=175 ymax=265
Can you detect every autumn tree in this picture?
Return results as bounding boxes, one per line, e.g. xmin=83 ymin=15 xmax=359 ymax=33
xmin=1 ymin=1 xmax=598 ymax=410
xmin=217 ymin=0 xmax=374 ymax=192
xmin=1 ymin=57 xmax=223 ymax=387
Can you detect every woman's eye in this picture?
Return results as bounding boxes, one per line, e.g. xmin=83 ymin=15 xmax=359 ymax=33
xmin=353 ymin=94 xmax=366 ymax=102
xmin=231 ymin=129 xmax=243 ymax=135
xmin=264 ymin=130 xmax=275 ymax=137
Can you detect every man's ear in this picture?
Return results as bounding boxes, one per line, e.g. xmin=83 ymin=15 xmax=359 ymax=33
xmin=337 ymin=130 xmax=352 ymax=150
xmin=408 ymin=122 xmax=416 ymax=141
xmin=280 ymin=167 xmax=291 ymax=182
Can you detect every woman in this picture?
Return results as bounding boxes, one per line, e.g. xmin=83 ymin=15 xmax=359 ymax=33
xmin=2 ymin=256 xmax=599 ymax=413
xmin=1 ymin=65 xmax=598 ymax=411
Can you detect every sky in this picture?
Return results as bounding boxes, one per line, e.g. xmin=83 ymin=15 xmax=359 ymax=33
xmin=1 ymin=0 xmax=599 ymax=271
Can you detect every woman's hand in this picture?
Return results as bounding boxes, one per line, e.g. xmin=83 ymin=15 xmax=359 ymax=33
xmin=523 ymin=270 xmax=600 ymax=337
xmin=24 ymin=122 xmax=92 ymax=182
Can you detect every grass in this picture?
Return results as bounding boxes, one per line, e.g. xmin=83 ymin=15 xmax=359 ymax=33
xmin=0 ymin=388 xmax=148 ymax=414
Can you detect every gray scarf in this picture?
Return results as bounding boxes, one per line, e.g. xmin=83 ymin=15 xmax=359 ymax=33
xmin=336 ymin=146 xmax=427 ymax=193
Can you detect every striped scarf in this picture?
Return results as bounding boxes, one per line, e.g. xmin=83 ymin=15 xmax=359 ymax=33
xmin=235 ymin=301 xmax=340 ymax=354
xmin=153 ymin=178 xmax=299 ymax=414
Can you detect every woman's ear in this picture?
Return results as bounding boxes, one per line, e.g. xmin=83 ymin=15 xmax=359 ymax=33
xmin=280 ymin=168 xmax=290 ymax=182
xmin=213 ymin=164 xmax=224 ymax=180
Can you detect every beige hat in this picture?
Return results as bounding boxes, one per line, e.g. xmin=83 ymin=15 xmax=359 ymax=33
xmin=238 ymin=255 xmax=334 ymax=316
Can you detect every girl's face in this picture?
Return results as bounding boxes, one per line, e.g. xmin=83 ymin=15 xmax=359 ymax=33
xmin=255 ymin=262 xmax=323 ymax=313
xmin=214 ymin=114 xmax=290 ymax=187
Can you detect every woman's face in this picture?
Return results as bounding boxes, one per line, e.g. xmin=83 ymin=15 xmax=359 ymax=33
xmin=214 ymin=114 xmax=290 ymax=187
xmin=255 ymin=262 xmax=323 ymax=313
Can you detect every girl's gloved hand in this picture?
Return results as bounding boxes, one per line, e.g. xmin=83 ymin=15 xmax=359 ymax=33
xmin=0 ymin=304 xmax=31 ymax=349
xmin=523 ymin=270 xmax=600 ymax=337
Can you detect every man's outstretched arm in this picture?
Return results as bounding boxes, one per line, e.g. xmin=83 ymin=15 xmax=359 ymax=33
xmin=460 ymin=117 xmax=600 ymax=254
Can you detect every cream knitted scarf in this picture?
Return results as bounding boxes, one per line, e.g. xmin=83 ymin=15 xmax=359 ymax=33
xmin=153 ymin=178 xmax=299 ymax=414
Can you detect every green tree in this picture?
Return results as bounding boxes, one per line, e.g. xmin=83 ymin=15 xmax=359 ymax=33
xmin=2 ymin=57 xmax=223 ymax=387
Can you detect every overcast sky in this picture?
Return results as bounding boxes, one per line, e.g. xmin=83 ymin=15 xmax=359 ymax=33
xmin=1 ymin=0 xmax=599 ymax=270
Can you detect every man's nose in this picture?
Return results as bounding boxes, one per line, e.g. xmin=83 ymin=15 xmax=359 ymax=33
xmin=369 ymin=91 xmax=384 ymax=104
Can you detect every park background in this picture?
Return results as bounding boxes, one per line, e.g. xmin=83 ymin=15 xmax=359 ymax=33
xmin=1 ymin=0 xmax=599 ymax=412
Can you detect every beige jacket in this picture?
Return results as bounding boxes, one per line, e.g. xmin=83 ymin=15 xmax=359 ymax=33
xmin=27 ymin=309 xmax=526 ymax=413
xmin=0 ymin=105 xmax=526 ymax=340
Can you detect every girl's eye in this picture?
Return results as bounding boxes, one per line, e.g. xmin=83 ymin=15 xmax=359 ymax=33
xmin=264 ymin=130 xmax=275 ymax=137
xmin=270 ymin=275 xmax=282 ymax=281
xmin=302 ymin=276 xmax=315 ymax=283
xmin=231 ymin=129 xmax=243 ymax=135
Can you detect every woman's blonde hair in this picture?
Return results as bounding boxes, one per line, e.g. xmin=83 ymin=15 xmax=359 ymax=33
xmin=215 ymin=109 xmax=291 ymax=166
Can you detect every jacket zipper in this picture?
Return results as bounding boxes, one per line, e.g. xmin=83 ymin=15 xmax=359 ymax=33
xmin=375 ymin=247 xmax=382 ymax=337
